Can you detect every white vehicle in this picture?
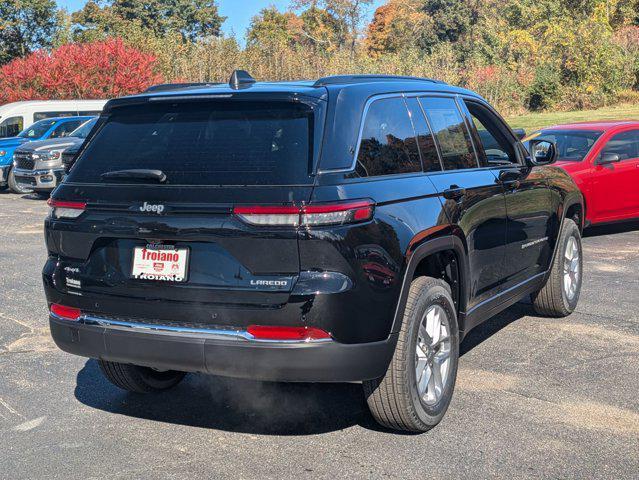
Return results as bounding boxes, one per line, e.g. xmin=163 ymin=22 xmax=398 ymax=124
xmin=0 ymin=100 xmax=107 ymax=138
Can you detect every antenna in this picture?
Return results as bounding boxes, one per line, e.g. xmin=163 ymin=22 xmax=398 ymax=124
xmin=229 ymin=70 xmax=256 ymax=89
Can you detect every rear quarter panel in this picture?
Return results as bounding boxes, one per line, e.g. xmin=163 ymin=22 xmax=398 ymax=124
xmin=301 ymin=173 xmax=450 ymax=343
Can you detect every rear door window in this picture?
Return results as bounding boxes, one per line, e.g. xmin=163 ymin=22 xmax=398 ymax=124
xmin=352 ymin=96 xmax=422 ymax=177
xmin=34 ymin=111 xmax=77 ymax=121
xmin=68 ymin=101 xmax=315 ymax=186
xmin=418 ymin=97 xmax=478 ymax=170
xmin=404 ymin=97 xmax=442 ymax=172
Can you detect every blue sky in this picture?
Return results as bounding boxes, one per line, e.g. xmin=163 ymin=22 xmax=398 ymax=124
xmin=55 ymin=0 xmax=386 ymax=46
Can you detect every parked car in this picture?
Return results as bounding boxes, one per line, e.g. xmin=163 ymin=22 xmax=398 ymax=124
xmin=12 ymin=117 xmax=98 ymax=196
xmin=524 ymin=121 xmax=639 ymax=226
xmin=44 ymin=71 xmax=584 ymax=432
xmin=0 ymin=100 xmax=106 ymax=139
xmin=0 ymin=116 xmax=93 ymax=193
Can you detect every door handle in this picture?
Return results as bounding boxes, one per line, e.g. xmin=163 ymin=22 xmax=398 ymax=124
xmin=498 ymin=170 xmax=521 ymax=189
xmin=443 ymin=186 xmax=466 ymax=200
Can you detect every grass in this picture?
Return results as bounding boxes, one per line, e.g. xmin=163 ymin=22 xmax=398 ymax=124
xmin=505 ymin=102 xmax=639 ymax=134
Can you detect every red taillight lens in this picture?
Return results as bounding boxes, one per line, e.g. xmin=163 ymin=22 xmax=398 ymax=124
xmin=233 ymin=200 xmax=374 ymax=227
xmin=247 ymin=325 xmax=331 ymax=341
xmin=50 ymin=303 xmax=82 ymax=321
xmin=47 ymin=199 xmax=86 ymax=219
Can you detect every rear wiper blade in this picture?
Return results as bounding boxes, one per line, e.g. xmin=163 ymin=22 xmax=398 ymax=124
xmin=101 ymin=169 xmax=167 ymax=183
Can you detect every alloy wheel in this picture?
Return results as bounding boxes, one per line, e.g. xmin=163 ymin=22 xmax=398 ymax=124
xmin=415 ymin=304 xmax=452 ymax=406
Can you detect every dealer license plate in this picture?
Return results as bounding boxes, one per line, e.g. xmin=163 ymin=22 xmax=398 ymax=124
xmin=131 ymin=244 xmax=189 ymax=282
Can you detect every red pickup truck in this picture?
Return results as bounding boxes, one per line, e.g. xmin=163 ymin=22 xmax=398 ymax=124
xmin=526 ymin=121 xmax=639 ymax=226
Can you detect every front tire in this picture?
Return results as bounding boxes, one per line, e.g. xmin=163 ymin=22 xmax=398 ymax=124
xmin=532 ymin=218 xmax=582 ymax=317
xmin=364 ymin=276 xmax=459 ymax=432
xmin=8 ymin=168 xmax=32 ymax=194
xmin=98 ymin=360 xmax=186 ymax=393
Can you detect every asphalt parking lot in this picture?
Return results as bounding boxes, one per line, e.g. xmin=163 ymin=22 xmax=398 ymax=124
xmin=0 ymin=191 xmax=637 ymax=479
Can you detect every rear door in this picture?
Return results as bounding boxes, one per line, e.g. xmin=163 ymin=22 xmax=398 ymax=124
xmin=590 ymin=129 xmax=639 ymax=221
xmin=415 ymin=95 xmax=508 ymax=309
xmin=49 ymin=98 xmax=322 ymax=319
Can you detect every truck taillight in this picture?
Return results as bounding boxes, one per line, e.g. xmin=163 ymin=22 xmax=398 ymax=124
xmin=47 ymin=199 xmax=86 ymax=219
xmin=233 ymin=200 xmax=374 ymax=227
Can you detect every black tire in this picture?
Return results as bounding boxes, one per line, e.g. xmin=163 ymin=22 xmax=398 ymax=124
xmin=532 ymin=218 xmax=582 ymax=317
xmin=8 ymin=168 xmax=32 ymax=194
xmin=364 ymin=276 xmax=459 ymax=432
xmin=34 ymin=190 xmax=50 ymax=199
xmin=98 ymin=360 xmax=186 ymax=393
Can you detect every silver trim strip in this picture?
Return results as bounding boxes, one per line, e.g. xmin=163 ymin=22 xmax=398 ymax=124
xmin=51 ymin=313 xmax=332 ymax=344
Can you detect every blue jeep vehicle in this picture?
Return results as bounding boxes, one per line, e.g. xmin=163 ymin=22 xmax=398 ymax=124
xmin=0 ymin=116 xmax=92 ymax=193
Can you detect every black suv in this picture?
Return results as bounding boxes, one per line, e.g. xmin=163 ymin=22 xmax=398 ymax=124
xmin=44 ymin=71 xmax=584 ymax=432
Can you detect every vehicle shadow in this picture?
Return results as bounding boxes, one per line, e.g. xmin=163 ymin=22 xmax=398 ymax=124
xmin=460 ymin=301 xmax=532 ymax=356
xmin=74 ymin=359 xmax=388 ymax=436
xmin=584 ymin=221 xmax=639 ymax=237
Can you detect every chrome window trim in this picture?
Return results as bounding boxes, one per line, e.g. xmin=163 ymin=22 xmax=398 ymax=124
xmin=318 ymin=91 xmax=486 ymax=175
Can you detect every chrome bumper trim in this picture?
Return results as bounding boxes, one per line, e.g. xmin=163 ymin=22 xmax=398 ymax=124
xmin=51 ymin=312 xmax=332 ymax=344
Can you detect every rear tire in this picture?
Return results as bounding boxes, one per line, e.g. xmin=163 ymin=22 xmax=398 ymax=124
xmin=364 ymin=276 xmax=459 ymax=432
xmin=98 ymin=360 xmax=186 ymax=393
xmin=8 ymin=168 xmax=32 ymax=194
xmin=532 ymin=218 xmax=582 ymax=317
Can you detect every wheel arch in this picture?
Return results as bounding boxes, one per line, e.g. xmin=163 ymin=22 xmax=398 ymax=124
xmin=391 ymin=235 xmax=470 ymax=335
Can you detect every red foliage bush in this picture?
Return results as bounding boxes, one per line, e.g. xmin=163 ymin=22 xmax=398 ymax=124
xmin=0 ymin=38 xmax=164 ymax=102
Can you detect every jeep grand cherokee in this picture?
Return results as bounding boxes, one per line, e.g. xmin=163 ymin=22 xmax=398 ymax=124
xmin=44 ymin=71 xmax=584 ymax=432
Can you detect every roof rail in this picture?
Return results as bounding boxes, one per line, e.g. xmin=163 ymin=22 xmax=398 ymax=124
xmin=313 ymin=75 xmax=446 ymax=87
xmin=144 ymin=82 xmax=223 ymax=93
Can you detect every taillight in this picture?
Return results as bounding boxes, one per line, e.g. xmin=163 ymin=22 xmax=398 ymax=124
xmin=47 ymin=198 xmax=86 ymax=219
xmin=233 ymin=205 xmax=301 ymax=226
xmin=247 ymin=325 xmax=331 ymax=341
xmin=234 ymin=200 xmax=374 ymax=227
xmin=50 ymin=303 xmax=82 ymax=321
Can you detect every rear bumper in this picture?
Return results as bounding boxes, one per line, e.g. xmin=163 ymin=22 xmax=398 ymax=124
xmin=49 ymin=314 xmax=397 ymax=382
xmin=13 ymin=167 xmax=63 ymax=191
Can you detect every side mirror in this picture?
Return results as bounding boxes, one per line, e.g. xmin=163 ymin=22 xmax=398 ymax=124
xmin=512 ymin=128 xmax=526 ymax=140
xmin=528 ymin=139 xmax=558 ymax=166
xmin=597 ymin=152 xmax=620 ymax=165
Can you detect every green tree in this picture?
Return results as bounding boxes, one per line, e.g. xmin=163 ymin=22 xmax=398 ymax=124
xmin=72 ymin=0 xmax=225 ymax=42
xmin=0 ymin=0 xmax=58 ymax=64
xmin=246 ymin=7 xmax=301 ymax=48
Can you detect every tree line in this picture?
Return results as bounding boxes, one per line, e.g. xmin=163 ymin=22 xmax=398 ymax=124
xmin=1 ymin=0 xmax=638 ymax=114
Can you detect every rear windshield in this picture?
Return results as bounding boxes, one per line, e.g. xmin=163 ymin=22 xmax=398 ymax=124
xmin=68 ymin=101 xmax=315 ymax=185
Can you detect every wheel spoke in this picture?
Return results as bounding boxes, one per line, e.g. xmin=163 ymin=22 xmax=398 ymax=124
xmin=417 ymin=364 xmax=431 ymax=394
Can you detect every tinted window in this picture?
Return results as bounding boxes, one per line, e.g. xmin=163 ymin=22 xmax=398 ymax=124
xmin=419 ymin=97 xmax=477 ymax=170
xmin=68 ymin=101 xmax=314 ymax=186
xmin=50 ymin=120 xmax=83 ymax=138
xmin=353 ymin=97 xmax=422 ymax=177
xmin=465 ymin=102 xmax=517 ymax=165
xmin=404 ymin=97 xmax=442 ymax=172
xmin=600 ymin=130 xmax=639 ymax=161
xmin=69 ymin=118 xmax=98 ymax=139
xmin=529 ymin=130 xmax=602 ymax=162
xmin=18 ymin=119 xmax=57 ymax=138
xmin=0 ymin=116 xmax=23 ymax=138
xmin=34 ymin=111 xmax=77 ymax=121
